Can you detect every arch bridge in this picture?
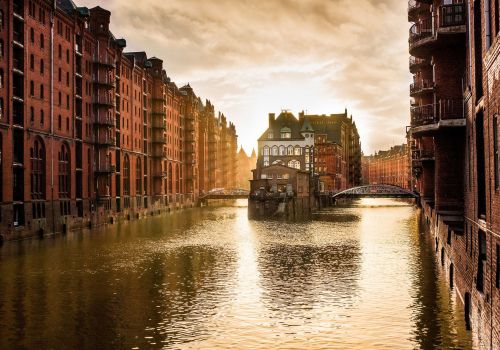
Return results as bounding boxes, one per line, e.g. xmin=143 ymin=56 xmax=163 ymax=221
xmin=331 ymin=184 xmax=418 ymax=199
xmin=198 ymin=189 xmax=250 ymax=205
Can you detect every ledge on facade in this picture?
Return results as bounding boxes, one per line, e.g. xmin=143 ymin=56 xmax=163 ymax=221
xmin=411 ymin=118 xmax=465 ymax=136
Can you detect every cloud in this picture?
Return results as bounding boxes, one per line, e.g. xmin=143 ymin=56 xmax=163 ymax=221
xmin=78 ymin=0 xmax=411 ymax=154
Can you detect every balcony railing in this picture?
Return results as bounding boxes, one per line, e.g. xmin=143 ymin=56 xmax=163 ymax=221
xmin=93 ymin=56 xmax=116 ymax=68
xmin=412 ymin=149 xmax=434 ymax=161
xmin=93 ymin=134 xmax=116 ymax=146
xmin=439 ymin=3 xmax=466 ymax=27
xmin=92 ymin=75 xmax=116 ymax=88
xmin=93 ymin=96 xmax=116 ymax=107
xmin=409 ymin=17 xmax=433 ymax=45
xmin=409 ymin=56 xmax=429 ymax=71
xmin=411 ymin=104 xmax=436 ymax=126
xmin=411 ymin=99 xmax=464 ymax=127
xmin=152 ymin=119 xmax=166 ymax=129
xmin=94 ymin=115 xmax=115 ymax=126
xmin=408 ymin=0 xmax=430 ymax=20
xmin=95 ymin=163 xmax=116 ymax=173
xmin=438 ymin=99 xmax=464 ymax=120
xmin=152 ymin=149 xmax=167 ymax=158
xmin=410 ymin=79 xmax=434 ymax=95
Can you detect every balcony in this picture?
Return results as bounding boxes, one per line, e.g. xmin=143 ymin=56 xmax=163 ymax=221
xmin=408 ymin=0 xmax=430 ymax=22
xmin=409 ymin=17 xmax=433 ymax=54
xmin=151 ymin=149 xmax=167 ymax=159
xmin=153 ymin=171 xmax=167 ymax=178
xmin=95 ymin=163 xmax=116 ymax=174
xmin=93 ymin=96 xmax=116 ymax=107
xmin=93 ymin=56 xmax=116 ymax=68
xmin=94 ymin=115 xmax=115 ymax=127
xmin=409 ymin=56 xmax=430 ymax=73
xmin=409 ymin=3 xmax=466 ymax=57
xmin=151 ymin=111 xmax=166 ymax=116
xmin=412 ymin=149 xmax=434 ymax=161
xmin=411 ymin=99 xmax=465 ymax=135
xmin=92 ymin=75 xmax=116 ymax=88
xmin=94 ymin=134 xmax=116 ymax=146
xmin=410 ymin=79 xmax=434 ymax=96
xmin=152 ymin=119 xmax=166 ymax=130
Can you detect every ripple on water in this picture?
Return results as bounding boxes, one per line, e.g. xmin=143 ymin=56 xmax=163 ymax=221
xmin=0 ymin=201 xmax=475 ymax=349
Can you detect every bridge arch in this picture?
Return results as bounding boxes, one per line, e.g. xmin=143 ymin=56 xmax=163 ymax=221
xmin=331 ymin=184 xmax=418 ymax=199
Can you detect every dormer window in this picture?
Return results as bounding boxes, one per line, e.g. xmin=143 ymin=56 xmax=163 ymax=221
xmin=281 ymin=127 xmax=291 ymax=139
xmin=268 ymin=131 xmax=274 ymax=139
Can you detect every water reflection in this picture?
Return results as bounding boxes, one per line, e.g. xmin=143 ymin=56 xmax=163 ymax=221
xmin=0 ymin=199 xmax=474 ymax=349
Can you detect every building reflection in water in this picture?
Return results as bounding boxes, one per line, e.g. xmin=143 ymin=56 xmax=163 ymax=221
xmin=0 ymin=200 xmax=475 ymax=349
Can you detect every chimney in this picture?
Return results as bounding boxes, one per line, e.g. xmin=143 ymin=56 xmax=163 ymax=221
xmin=299 ymin=111 xmax=304 ymax=122
xmin=268 ymin=113 xmax=275 ymax=125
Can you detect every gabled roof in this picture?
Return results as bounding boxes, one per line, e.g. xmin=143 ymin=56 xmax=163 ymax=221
xmin=258 ymin=112 xmax=305 ymax=141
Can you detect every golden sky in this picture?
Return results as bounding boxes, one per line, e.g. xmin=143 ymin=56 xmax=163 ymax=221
xmin=79 ymin=0 xmax=411 ymax=154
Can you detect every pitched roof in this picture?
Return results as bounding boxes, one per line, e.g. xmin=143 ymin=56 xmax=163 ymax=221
xmin=258 ymin=112 xmax=305 ymax=141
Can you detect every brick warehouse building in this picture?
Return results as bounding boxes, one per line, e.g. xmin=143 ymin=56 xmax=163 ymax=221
xmin=409 ymin=0 xmax=499 ymax=347
xmin=362 ymin=144 xmax=411 ymax=190
xmin=0 ymin=0 xmax=239 ymax=241
xmin=256 ymin=110 xmax=362 ymax=193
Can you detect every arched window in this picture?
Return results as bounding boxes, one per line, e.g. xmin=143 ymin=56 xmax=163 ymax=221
xmin=0 ymin=10 xmax=4 ymax=29
xmin=40 ymin=33 xmax=44 ymax=49
xmin=272 ymin=160 xmax=284 ymax=165
xmin=31 ymin=138 xmax=45 ymax=218
xmin=0 ymin=69 xmax=3 ymax=88
xmin=176 ymin=164 xmax=180 ymax=194
xmin=271 ymin=146 xmax=278 ymax=156
xmin=287 ymin=145 xmax=294 ymax=155
xmin=123 ymin=154 xmax=130 ymax=196
xmin=288 ymin=160 xmax=300 ymax=170
xmin=168 ymin=163 xmax=173 ymax=194
xmin=58 ymin=143 xmax=70 ymax=198
xmin=40 ymin=59 xmax=44 ymax=74
xmin=0 ymin=39 xmax=3 ymax=58
xmin=136 ymin=157 xmax=142 ymax=196
xmin=279 ymin=146 xmax=286 ymax=156
xmin=294 ymin=146 xmax=302 ymax=156
xmin=263 ymin=146 xmax=269 ymax=156
xmin=30 ymin=28 xmax=35 ymax=43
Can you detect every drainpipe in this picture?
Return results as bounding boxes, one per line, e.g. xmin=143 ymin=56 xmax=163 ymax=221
xmin=485 ymin=0 xmax=492 ymax=49
xmin=50 ymin=1 xmax=55 ymax=233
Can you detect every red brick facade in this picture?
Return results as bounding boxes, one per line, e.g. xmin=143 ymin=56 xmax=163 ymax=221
xmin=0 ymin=0 xmax=239 ymax=241
xmin=409 ymin=1 xmax=499 ymax=347
xmin=362 ymin=144 xmax=411 ymax=190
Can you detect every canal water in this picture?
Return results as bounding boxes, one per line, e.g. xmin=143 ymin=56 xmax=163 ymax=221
xmin=0 ymin=199 xmax=475 ymax=349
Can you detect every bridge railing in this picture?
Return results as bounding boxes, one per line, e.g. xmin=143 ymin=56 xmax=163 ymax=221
xmin=331 ymin=184 xmax=418 ymax=198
